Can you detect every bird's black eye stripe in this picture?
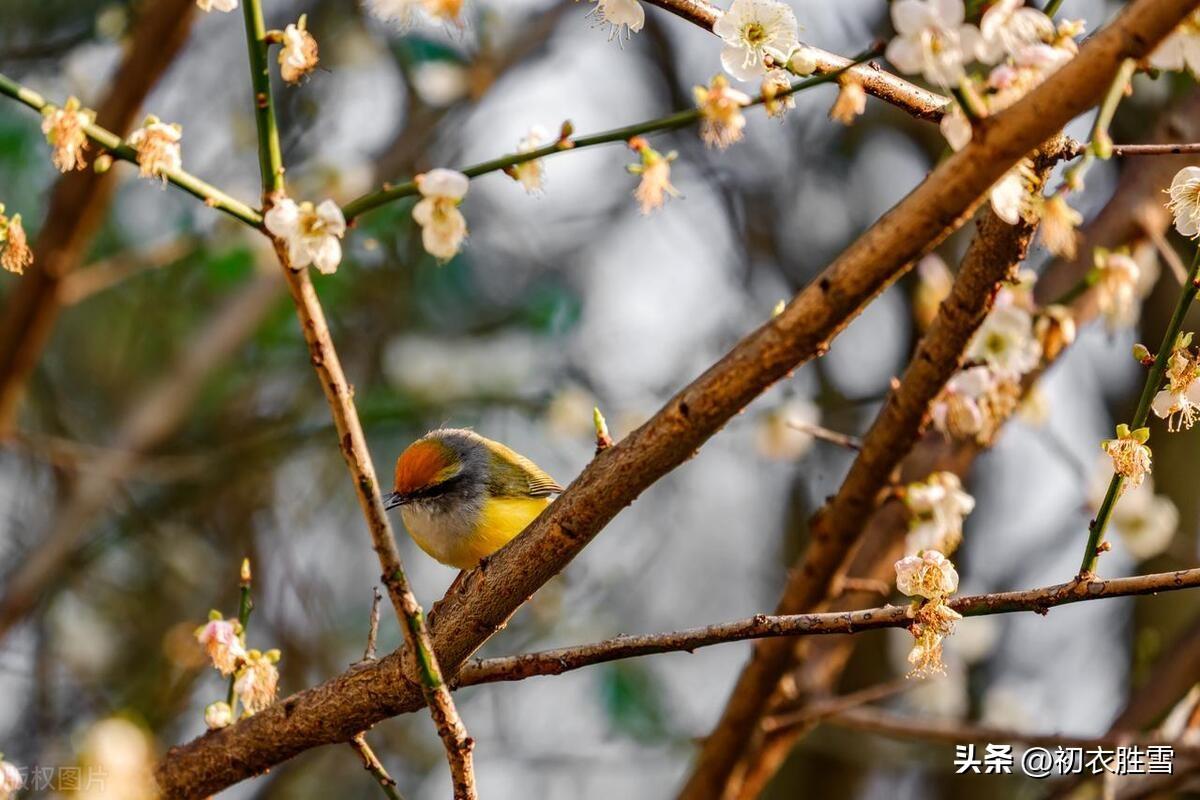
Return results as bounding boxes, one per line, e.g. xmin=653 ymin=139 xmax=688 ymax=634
xmin=404 ymin=471 xmax=468 ymax=502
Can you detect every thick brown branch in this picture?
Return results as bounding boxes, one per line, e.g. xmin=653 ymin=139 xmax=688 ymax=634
xmin=0 ymin=0 xmax=198 ymax=434
xmin=154 ymin=2 xmax=1196 ymax=795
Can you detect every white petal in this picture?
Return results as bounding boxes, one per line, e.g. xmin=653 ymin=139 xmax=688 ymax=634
xmin=931 ymin=0 xmax=965 ymax=28
xmin=287 ymin=236 xmax=312 ymax=268
xmin=264 ymin=199 xmax=299 ymax=237
xmin=891 ymin=0 xmax=931 ymax=36
xmin=1152 ymin=389 xmax=1179 ymax=419
xmin=316 ymin=199 xmax=346 ymax=236
xmin=417 ymin=168 xmax=470 ymax=200
xmin=311 ymin=236 xmax=342 ymax=274
xmin=886 ymin=36 xmax=925 ymax=75
xmin=721 ymin=44 xmax=765 ymax=81
xmin=989 ymin=172 xmax=1024 ymax=225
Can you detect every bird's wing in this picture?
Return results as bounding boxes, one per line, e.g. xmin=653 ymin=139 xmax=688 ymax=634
xmin=483 ymin=439 xmax=564 ymax=497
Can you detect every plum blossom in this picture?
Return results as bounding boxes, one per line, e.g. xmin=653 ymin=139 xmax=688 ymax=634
xmin=511 ymin=127 xmax=548 ymax=194
xmin=904 ymin=472 xmax=975 ymax=555
xmin=234 ymin=648 xmax=281 ymax=714
xmin=761 ymin=69 xmax=795 ymax=118
xmin=1168 ymin=166 xmax=1200 ymax=238
xmin=885 ymin=0 xmax=982 ymax=86
xmin=278 ymin=21 xmax=319 ymax=84
xmin=0 ymin=209 xmax=32 ymax=275
xmin=895 ymin=549 xmax=959 ymax=600
xmin=913 ymin=254 xmax=953 ymax=330
xmin=413 ymin=168 xmax=470 ymax=261
xmin=1102 ymin=424 xmax=1152 ymax=494
xmin=694 ymin=75 xmax=750 ymax=149
xmin=195 ymin=615 xmax=246 ymax=676
xmin=829 ymin=76 xmax=866 ymax=125
xmin=364 ymin=0 xmax=421 ymax=27
xmin=967 ymin=301 xmax=1042 ymax=378
xmin=41 ymin=96 xmax=93 ymax=172
xmin=1151 ymin=334 xmax=1200 ymax=431
xmin=0 ymin=757 xmax=22 ymax=800
xmin=906 ymin=601 xmax=963 ymax=677
xmin=205 ymin=701 xmax=234 ymax=730
xmin=1034 ymin=194 xmax=1083 ymax=258
xmin=1092 ymin=248 xmax=1142 ymax=331
xmin=265 ymin=198 xmax=347 ymax=274
xmin=127 ymin=116 xmax=182 ymax=181
xmin=197 ymin=0 xmax=238 ymax=10
xmin=976 ymin=0 xmax=1055 ymax=64
xmin=591 ymin=0 xmax=645 ymax=41
xmin=627 ymin=137 xmax=679 ymax=214
xmin=1149 ymin=10 xmax=1200 ymax=77
xmin=713 ymin=0 xmax=800 ymax=82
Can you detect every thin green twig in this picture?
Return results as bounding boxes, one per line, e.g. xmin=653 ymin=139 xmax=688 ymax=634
xmin=0 ymin=71 xmax=263 ymax=227
xmin=341 ymin=46 xmax=881 ymax=221
xmin=1043 ymin=0 xmax=1065 ymax=17
xmin=226 ymin=559 xmax=254 ymax=711
xmin=240 ymin=0 xmax=284 ymax=195
xmin=1080 ymin=246 xmax=1200 ymax=576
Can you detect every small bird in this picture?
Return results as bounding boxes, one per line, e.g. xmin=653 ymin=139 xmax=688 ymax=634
xmin=384 ymin=428 xmax=563 ymax=570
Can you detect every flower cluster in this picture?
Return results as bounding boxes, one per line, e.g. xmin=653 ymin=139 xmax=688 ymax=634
xmin=194 ymin=607 xmax=282 ymax=725
xmin=903 ymin=471 xmax=975 ymax=555
xmin=127 ymin=115 xmax=183 ymax=182
xmin=889 ymin=1 xmax=1082 ymax=227
xmin=265 ymin=198 xmax=348 ymax=274
xmin=41 ymin=96 xmax=94 ymax=173
xmin=413 ymin=168 xmax=470 ymax=261
xmin=894 ymin=550 xmax=963 ymax=677
xmin=0 ymin=205 xmax=32 ymax=275
xmin=932 ymin=274 xmax=1046 ymax=444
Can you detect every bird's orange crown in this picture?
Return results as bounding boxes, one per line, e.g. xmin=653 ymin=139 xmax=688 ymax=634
xmin=392 ymin=438 xmax=459 ymax=495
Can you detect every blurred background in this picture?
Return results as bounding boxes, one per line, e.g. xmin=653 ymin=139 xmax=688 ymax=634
xmin=1 ymin=0 xmax=1199 ymax=797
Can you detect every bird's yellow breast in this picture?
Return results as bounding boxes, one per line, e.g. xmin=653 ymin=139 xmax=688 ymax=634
xmin=406 ymin=495 xmax=551 ymax=570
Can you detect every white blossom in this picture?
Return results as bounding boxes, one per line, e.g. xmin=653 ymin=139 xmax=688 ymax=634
xmin=205 ymin=701 xmax=234 ymax=730
xmin=411 ymin=61 xmax=469 ymax=107
xmin=694 ymin=75 xmax=751 ymax=148
xmin=511 ymin=127 xmax=548 ymax=194
xmin=713 ymin=0 xmax=800 ymax=82
xmin=931 ymin=365 xmax=993 ymax=440
xmin=1102 ymin=424 xmax=1152 ymax=494
xmin=195 ymin=616 xmax=246 ymax=676
xmin=627 ymin=139 xmax=679 ymax=214
xmin=127 ymin=116 xmax=182 ymax=181
xmin=1151 ymin=337 xmax=1200 ymax=431
xmin=895 ymin=549 xmax=959 ymax=600
xmin=234 ymin=649 xmax=281 ymax=715
xmin=413 ymin=168 xmax=469 ymax=261
xmin=829 ymin=77 xmax=866 ymax=125
xmin=1036 ymin=194 xmax=1083 ymax=258
xmin=41 ymin=96 xmax=93 ymax=173
xmin=364 ymin=0 xmax=421 ymax=27
xmin=976 ymin=0 xmax=1054 ymax=64
xmin=885 ymin=0 xmax=981 ymax=86
xmin=265 ymin=198 xmax=347 ymax=274
xmin=1149 ymin=11 xmax=1200 ymax=77
xmin=904 ymin=472 xmax=975 ymax=555
xmin=0 ymin=211 xmax=32 ymax=276
xmin=967 ymin=301 xmax=1042 ymax=377
xmin=1093 ymin=249 xmax=1142 ymax=331
xmin=197 ymin=0 xmax=238 ymax=11
xmin=1168 ymin=166 xmax=1200 ymax=238
xmin=278 ymin=22 xmax=319 ymax=84
xmin=0 ymin=758 xmax=22 ymax=800
xmin=591 ymin=0 xmax=645 ymax=41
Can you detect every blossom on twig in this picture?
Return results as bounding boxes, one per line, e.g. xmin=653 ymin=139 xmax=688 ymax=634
xmin=713 ymin=0 xmax=800 ymax=82
xmin=694 ymin=75 xmax=751 ymax=148
xmin=127 ymin=115 xmax=182 ymax=182
xmin=413 ymin=168 xmax=470 ymax=261
xmin=626 ymin=137 xmax=679 ymax=214
xmin=265 ymin=198 xmax=347 ymax=274
xmin=41 ymin=96 xmax=93 ymax=173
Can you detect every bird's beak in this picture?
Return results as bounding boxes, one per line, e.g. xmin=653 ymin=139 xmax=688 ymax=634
xmin=383 ymin=491 xmax=407 ymax=510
